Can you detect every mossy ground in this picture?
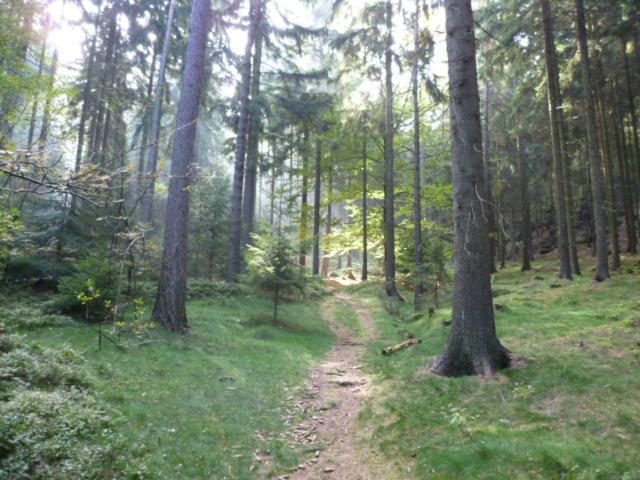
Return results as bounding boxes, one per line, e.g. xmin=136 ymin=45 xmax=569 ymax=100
xmin=351 ymin=253 xmax=640 ymax=479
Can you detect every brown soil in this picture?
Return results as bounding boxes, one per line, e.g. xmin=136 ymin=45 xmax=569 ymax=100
xmin=278 ymin=292 xmax=402 ymax=480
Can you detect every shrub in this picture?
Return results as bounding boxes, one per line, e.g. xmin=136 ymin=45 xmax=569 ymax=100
xmin=0 ymin=304 xmax=71 ymax=331
xmin=2 ymin=256 xmax=75 ymax=289
xmin=0 ymin=331 xmax=145 ymax=479
xmin=186 ymin=279 xmax=250 ymax=300
xmin=53 ymin=258 xmax=115 ymax=320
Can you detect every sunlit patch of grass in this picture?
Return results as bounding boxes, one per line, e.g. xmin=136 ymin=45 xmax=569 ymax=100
xmin=12 ymin=294 xmax=334 ymax=479
xmin=356 ymin=254 xmax=640 ymax=479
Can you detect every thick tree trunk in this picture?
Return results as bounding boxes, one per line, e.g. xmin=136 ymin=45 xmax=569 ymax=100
xmin=142 ymin=0 xmax=177 ymax=225
xmin=541 ymin=0 xmax=572 ymax=280
xmin=430 ymin=0 xmax=510 ymax=377
xmin=621 ymin=36 xmax=640 ymax=193
xmin=312 ymin=138 xmax=322 ymax=276
xmin=228 ymin=0 xmax=259 ymax=280
xmin=413 ymin=0 xmax=426 ymax=310
xmin=517 ymin=135 xmax=532 ymax=271
xmin=241 ymin=17 xmax=264 ymax=255
xmin=383 ymin=1 xmax=402 ymax=300
xmin=574 ymin=0 xmax=609 ymax=281
xmin=152 ymin=0 xmax=211 ymax=333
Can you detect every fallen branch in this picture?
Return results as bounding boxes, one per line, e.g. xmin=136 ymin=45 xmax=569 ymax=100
xmin=381 ymin=338 xmax=422 ymax=355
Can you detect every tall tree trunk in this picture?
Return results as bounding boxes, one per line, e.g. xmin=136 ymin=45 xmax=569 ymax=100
xmin=152 ymin=0 xmax=211 ymax=333
xmin=71 ymin=34 xmax=97 ymax=212
xmin=482 ymin=81 xmax=497 ymax=273
xmin=430 ymin=0 xmax=510 ymax=377
xmin=242 ymin=10 xmax=264 ymax=254
xmin=621 ymin=36 xmax=640 ymax=192
xmin=227 ymin=0 xmax=259 ymax=280
xmin=312 ymin=138 xmax=322 ymax=275
xmin=383 ymin=1 xmax=402 ymax=300
xmin=37 ymin=51 xmax=58 ymax=155
xmin=574 ymin=0 xmax=609 ymax=281
xmin=612 ymin=93 xmax=638 ymax=253
xmin=541 ymin=0 xmax=572 ymax=280
xmin=517 ymin=134 xmax=532 ymax=271
xmin=413 ymin=0 xmax=425 ymax=309
xmin=362 ymin=119 xmax=368 ymax=281
xmin=321 ymin=168 xmax=333 ymax=277
xmin=594 ymin=69 xmax=620 ymax=270
xmin=27 ymin=41 xmax=46 ymax=149
xmin=134 ymin=47 xmax=157 ymax=204
xmin=299 ymin=125 xmax=310 ymax=266
xmin=142 ymin=0 xmax=177 ymax=225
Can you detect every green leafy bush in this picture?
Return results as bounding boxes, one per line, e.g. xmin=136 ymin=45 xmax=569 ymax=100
xmin=0 ymin=304 xmax=71 ymax=330
xmin=3 ymin=256 xmax=75 ymax=288
xmin=53 ymin=257 xmax=127 ymax=321
xmin=0 ymin=330 xmax=145 ymax=479
xmin=186 ymin=279 xmax=250 ymax=300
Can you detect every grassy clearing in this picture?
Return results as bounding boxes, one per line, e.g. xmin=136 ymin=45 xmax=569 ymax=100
xmin=352 ymin=254 xmax=640 ymax=479
xmin=7 ymin=294 xmax=334 ymax=479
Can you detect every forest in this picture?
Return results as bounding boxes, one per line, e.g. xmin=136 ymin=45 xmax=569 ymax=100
xmin=1 ymin=0 xmax=639 ymax=478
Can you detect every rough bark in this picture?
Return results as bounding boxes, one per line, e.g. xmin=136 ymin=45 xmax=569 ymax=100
xmin=242 ymin=12 xmax=264 ymax=254
xmin=152 ymin=0 xmax=211 ymax=333
xmin=300 ymin=126 xmax=310 ymax=266
xmin=142 ymin=0 xmax=177 ymax=225
xmin=362 ymin=119 xmax=368 ymax=281
xmin=430 ymin=0 xmax=510 ymax=377
xmin=517 ymin=135 xmax=532 ymax=271
xmin=482 ymin=81 xmax=497 ymax=273
xmin=228 ymin=0 xmax=260 ymax=280
xmin=383 ymin=1 xmax=402 ymax=300
xmin=574 ymin=0 xmax=609 ymax=281
xmin=541 ymin=0 xmax=572 ymax=280
xmin=312 ymin=138 xmax=322 ymax=276
xmin=412 ymin=0 xmax=426 ymax=310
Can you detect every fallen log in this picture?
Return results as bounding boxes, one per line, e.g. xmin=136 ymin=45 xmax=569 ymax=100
xmin=382 ymin=338 xmax=422 ymax=355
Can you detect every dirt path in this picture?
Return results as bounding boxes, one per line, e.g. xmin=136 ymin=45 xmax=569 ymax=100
xmin=280 ymin=292 xmax=400 ymax=480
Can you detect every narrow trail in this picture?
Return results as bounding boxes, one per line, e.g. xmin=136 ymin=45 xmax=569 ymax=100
xmin=281 ymin=291 xmax=401 ymax=480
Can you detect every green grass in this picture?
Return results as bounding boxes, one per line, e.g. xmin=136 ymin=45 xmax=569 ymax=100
xmin=351 ymin=254 xmax=640 ymax=479
xmin=13 ymin=295 xmax=335 ymax=479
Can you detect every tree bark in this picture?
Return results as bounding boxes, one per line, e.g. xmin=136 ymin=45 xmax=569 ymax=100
xmin=413 ymin=0 xmax=426 ymax=310
xmin=517 ymin=134 xmax=532 ymax=271
xmin=241 ymin=10 xmax=264 ymax=255
xmin=312 ymin=137 xmax=322 ymax=276
xmin=300 ymin=125 xmax=310 ymax=266
xmin=430 ymin=0 xmax=510 ymax=377
xmin=574 ymin=0 xmax=609 ymax=281
xmin=228 ymin=0 xmax=260 ymax=280
xmin=362 ymin=117 xmax=368 ymax=281
xmin=383 ymin=1 xmax=402 ymax=300
xmin=541 ymin=0 xmax=572 ymax=280
xmin=482 ymin=81 xmax=497 ymax=273
xmin=152 ymin=0 xmax=212 ymax=333
xmin=142 ymin=0 xmax=177 ymax=225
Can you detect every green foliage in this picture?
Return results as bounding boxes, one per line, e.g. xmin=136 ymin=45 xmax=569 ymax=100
xmin=0 ymin=304 xmax=70 ymax=331
xmin=0 ymin=329 xmax=145 ymax=479
xmin=246 ymin=230 xmax=311 ymax=320
xmin=2 ymin=256 xmax=74 ymax=287
xmin=186 ymin=279 xmax=250 ymax=301
xmin=14 ymin=293 xmax=334 ymax=478
xmin=354 ymin=255 xmax=640 ymax=479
